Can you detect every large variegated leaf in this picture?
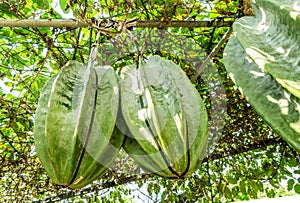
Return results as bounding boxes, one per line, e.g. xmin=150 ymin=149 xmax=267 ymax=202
xmin=120 ymin=55 xmax=208 ymax=178
xmin=224 ymin=0 xmax=300 ymax=152
xmin=34 ymin=61 xmax=122 ymax=189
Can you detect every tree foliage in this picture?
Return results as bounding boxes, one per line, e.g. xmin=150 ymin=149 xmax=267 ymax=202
xmin=0 ymin=0 xmax=299 ymax=202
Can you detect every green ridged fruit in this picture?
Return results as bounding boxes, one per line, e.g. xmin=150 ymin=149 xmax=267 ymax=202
xmin=120 ymin=55 xmax=208 ymax=178
xmin=34 ymin=60 xmax=123 ymax=189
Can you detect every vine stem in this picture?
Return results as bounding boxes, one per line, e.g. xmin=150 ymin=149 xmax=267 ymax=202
xmin=191 ymin=27 xmax=233 ymax=82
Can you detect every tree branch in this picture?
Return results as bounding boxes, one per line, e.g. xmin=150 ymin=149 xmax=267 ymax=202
xmin=0 ymin=19 xmax=233 ymax=28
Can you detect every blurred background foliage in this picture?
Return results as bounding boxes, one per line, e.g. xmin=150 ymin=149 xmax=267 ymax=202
xmin=0 ymin=0 xmax=299 ymax=202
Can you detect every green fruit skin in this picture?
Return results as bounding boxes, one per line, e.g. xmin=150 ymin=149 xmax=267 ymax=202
xmin=34 ymin=61 xmax=123 ymax=189
xmin=120 ymin=56 xmax=208 ymax=178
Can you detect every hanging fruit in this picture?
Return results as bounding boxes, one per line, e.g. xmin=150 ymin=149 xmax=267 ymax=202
xmin=34 ymin=60 xmax=123 ymax=189
xmin=120 ymin=55 xmax=208 ymax=178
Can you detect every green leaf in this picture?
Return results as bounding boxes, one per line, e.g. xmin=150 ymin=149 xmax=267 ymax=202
xmin=59 ymin=0 xmax=70 ymax=13
xmin=269 ymin=179 xmax=279 ymax=189
xmin=287 ymin=179 xmax=295 ymax=191
xmin=240 ymin=180 xmax=246 ymax=194
xmin=294 ymin=183 xmax=300 ymax=194
xmin=267 ymin=189 xmax=276 ymax=198
xmin=288 ymin=157 xmax=298 ymax=167
xmin=33 ymin=0 xmax=50 ymax=9
xmin=223 ymin=0 xmax=300 ymax=153
xmin=231 ymin=186 xmax=239 ymax=197
xmin=224 ymin=187 xmax=232 ymax=199
xmin=227 ymin=176 xmax=237 ymax=184
xmin=256 ymin=181 xmax=264 ymax=192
